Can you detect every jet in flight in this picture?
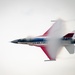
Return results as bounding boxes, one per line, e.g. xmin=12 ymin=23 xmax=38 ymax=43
xmin=11 ymin=19 xmax=75 ymax=60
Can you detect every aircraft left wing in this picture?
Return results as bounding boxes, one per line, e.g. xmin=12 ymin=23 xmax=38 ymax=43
xmin=40 ymin=46 xmax=52 ymax=60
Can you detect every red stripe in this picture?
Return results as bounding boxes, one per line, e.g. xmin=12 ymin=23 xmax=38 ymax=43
xmin=39 ymin=45 xmax=55 ymax=60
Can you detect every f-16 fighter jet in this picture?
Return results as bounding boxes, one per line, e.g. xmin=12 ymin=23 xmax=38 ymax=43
xmin=11 ymin=19 xmax=75 ymax=60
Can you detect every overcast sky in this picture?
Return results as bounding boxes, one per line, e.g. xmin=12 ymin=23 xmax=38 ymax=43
xmin=0 ymin=0 xmax=75 ymax=75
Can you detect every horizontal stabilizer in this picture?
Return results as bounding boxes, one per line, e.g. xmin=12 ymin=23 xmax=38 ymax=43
xmin=65 ymin=45 xmax=75 ymax=54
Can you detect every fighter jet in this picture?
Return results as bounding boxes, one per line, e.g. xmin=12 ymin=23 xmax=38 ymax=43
xmin=11 ymin=19 xmax=75 ymax=60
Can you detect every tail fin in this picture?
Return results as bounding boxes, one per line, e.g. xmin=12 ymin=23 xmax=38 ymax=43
xmin=63 ymin=33 xmax=74 ymax=38
xmin=63 ymin=30 xmax=75 ymax=38
xmin=63 ymin=30 xmax=75 ymax=54
xmin=64 ymin=30 xmax=75 ymax=54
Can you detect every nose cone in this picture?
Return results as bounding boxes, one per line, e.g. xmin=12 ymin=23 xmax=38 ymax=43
xmin=11 ymin=40 xmax=18 ymax=44
xmin=11 ymin=38 xmax=30 ymax=44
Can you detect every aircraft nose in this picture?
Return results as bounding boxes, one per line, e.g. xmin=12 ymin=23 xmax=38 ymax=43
xmin=11 ymin=40 xmax=18 ymax=44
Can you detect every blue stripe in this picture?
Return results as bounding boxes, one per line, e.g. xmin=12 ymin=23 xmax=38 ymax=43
xmin=30 ymin=38 xmax=46 ymax=42
xmin=17 ymin=38 xmax=47 ymax=42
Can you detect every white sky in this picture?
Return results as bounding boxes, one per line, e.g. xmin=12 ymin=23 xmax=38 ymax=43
xmin=0 ymin=0 xmax=75 ymax=75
